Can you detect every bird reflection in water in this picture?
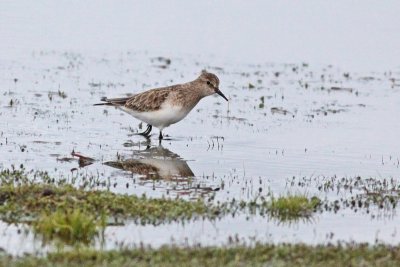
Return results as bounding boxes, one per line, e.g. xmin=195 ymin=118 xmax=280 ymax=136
xmin=104 ymin=145 xmax=218 ymax=197
xmin=104 ymin=145 xmax=194 ymax=181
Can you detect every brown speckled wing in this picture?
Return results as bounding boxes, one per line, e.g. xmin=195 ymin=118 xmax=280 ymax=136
xmin=124 ymin=87 xmax=172 ymax=112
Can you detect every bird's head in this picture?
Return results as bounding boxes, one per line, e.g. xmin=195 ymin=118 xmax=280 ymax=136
xmin=197 ymin=70 xmax=228 ymax=101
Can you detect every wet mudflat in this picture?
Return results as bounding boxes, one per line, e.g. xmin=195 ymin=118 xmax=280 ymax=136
xmin=1 ymin=51 xmax=400 ymax=255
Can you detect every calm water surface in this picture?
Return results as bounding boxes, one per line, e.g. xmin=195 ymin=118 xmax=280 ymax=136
xmin=1 ymin=51 xmax=400 ymax=254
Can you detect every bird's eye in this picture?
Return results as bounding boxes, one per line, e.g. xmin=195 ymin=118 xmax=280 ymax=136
xmin=207 ymin=81 xmax=211 ymax=85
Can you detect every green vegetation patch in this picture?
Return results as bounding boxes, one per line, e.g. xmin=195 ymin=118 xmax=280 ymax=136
xmin=0 ymin=168 xmax=216 ymax=244
xmin=268 ymin=195 xmax=321 ymax=221
xmin=0 ymin=181 xmax=214 ymax=224
xmin=2 ymin=243 xmax=400 ymax=267
xmin=33 ymin=209 xmax=105 ymax=245
xmin=0 ymin=168 xmax=321 ymax=244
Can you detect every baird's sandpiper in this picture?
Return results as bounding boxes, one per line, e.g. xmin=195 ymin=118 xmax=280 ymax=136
xmin=94 ymin=70 xmax=228 ymax=140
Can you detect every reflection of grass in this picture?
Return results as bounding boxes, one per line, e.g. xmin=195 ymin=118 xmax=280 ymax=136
xmin=34 ymin=209 xmax=105 ymax=245
xmin=268 ymin=195 xmax=321 ymax=221
xmin=2 ymin=243 xmax=400 ymax=266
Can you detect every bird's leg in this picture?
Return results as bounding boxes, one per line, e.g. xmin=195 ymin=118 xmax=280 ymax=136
xmin=159 ymin=131 xmax=163 ymax=140
xmin=137 ymin=124 xmax=152 ymax=137
xmin=143 ymin=124 xmax=152 ymax=136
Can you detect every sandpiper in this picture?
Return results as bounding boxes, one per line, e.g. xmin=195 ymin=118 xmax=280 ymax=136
xmin=94 ymin=70 xmax=228 ymax=140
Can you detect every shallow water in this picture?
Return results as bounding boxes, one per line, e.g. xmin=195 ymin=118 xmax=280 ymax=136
xmin=1 ymin=50 xmax=400 ymax=254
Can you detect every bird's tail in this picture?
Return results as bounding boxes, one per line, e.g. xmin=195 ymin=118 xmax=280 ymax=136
xmin=93 ymin=96 xmax=130 ymax=106
xmin=93 ymin=97 xmax=109 ymax=106
xmin=93 ymin=97 xmax=108 ymax=106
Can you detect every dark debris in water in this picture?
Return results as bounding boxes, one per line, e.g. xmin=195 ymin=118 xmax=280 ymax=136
xmin=330 ymin=86 xmax=354 ymax=93
xmin=151 ymin=56 xmax=172 ymax=69
xmin=71 ymin=150 xmax=95 ymax=167
xmin=270 ymin=107 xmax=293 ymax=116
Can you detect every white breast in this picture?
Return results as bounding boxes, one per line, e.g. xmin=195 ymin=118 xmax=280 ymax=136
xmin=119 ymin=103 xmax=191 ymax=130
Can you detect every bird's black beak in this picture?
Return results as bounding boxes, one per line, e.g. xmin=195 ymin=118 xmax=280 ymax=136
xmin=215 ymin=88 xmax=228 ymax=101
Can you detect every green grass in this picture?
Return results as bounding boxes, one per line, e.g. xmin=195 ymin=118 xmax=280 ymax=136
xmin=0 ymin=177 xmax=214 ymax=225
xmin=0 ymin=168 xmax=217 ymax=244
xmin=1 ymin=169 xmax=399 ymax=266
xmin=33 ymin=209 xmax=105 ymax=245
xmin=268 ymin=195 xmax=321 ymax=221
xmin=1 ymin=243 xmax=400 ymax=267
xmin=0 ymin=168 xmax=321 ymax=245
xmin=0 ymin=182 xmax=215 ymax=243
